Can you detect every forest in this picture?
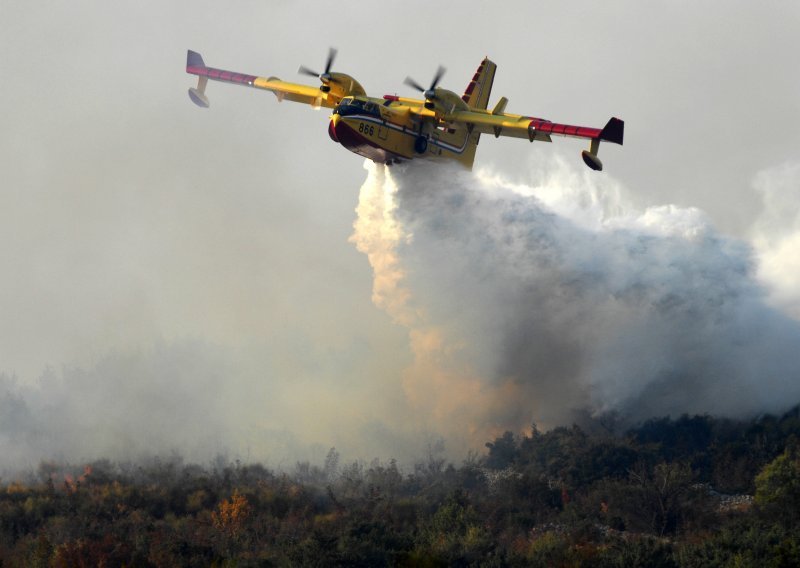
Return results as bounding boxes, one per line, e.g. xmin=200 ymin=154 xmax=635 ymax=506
xmin=1 ymin=407 xmax=799 ymax=566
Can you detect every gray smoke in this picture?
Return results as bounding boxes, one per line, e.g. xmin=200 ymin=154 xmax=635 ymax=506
xmin=352 ymin=158 xmax=800 ymax=440
xmin=0 ymin=342 xmax=234 ymax=467
xmin=0 ymin=338 xmax=439 ymax=472
xmin=3 ymin=158 xmax=799 ymax=471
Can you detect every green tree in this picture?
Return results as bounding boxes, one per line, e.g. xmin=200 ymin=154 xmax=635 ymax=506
xmin=755 ymin=446 xmax=800 ymax=525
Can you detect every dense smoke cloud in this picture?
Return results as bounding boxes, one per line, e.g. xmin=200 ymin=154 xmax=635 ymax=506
xmin=352 ymin=159 xmax=800 ymax=442
xmin=2 ymin=159 xmax=799 ymax=472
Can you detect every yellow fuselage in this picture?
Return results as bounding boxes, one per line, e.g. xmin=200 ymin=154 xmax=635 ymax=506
xmin=328 ymin=96 xmax=478 ymax=168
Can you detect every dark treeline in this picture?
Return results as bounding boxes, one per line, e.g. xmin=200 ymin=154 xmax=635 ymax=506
xmin=2 ymin=407 xmax=800 ymax=566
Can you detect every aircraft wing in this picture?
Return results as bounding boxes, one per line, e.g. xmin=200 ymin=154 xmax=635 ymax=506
xmin=448 ymin=107 xmax=624 ymax=170
xmin=449 ymin=108 xmax=624 ymax=146
xmin=185 ymin=50 xmax=337 ymax=109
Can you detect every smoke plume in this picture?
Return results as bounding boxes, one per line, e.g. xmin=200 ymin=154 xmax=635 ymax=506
xmin=351 ymin=158 xmax=800 ymax=444
xmin=2 ymin=158 xmax=799 ymax=471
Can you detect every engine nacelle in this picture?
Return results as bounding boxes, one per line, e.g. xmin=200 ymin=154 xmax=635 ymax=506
xmin=426 ymin=87 xmax=469 ymax=118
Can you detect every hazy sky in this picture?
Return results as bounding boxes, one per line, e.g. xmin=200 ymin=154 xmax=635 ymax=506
xmin=1 ymin=1 xmax=798 ymax=466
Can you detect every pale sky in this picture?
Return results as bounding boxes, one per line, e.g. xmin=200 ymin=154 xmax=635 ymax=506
xmin=0 ymin=1 xmax=798 ymax=465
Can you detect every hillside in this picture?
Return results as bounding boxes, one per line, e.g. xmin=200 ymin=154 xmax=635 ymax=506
xmin=1 ymin=408 xmax=799 ymax=566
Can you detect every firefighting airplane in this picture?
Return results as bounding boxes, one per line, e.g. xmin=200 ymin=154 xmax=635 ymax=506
xmin=185 ymin=49 xmax=623 ymax=171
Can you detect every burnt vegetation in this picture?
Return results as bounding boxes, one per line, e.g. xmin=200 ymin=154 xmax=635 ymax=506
xmin=2 ymin=407 xmax=800 ymax=566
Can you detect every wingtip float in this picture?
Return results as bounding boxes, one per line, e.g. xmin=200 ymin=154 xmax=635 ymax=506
xmin=185 ymin=49 xmax=623 ymax=171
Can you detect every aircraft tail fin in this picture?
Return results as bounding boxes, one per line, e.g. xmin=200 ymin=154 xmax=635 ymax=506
xmin=462 ymin=58 xmax=496 ymax=110
xmin=455 ymin=58 xmax=496 ymax=169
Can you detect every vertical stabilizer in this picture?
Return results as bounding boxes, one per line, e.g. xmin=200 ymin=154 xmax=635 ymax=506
xmin=456 ymin=58 xmax=497 ymax=168
xmin=462 ymin=57 xmax=496 ymax=110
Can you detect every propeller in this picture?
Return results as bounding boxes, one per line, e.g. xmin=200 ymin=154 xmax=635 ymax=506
xmin=404 ymin=66 xmax=446 ymax=102
xmin=298 ymin=47 xmax=338 ymax=92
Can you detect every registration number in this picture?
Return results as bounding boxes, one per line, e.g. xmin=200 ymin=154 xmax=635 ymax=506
xmin=358 ymin=123 xmax=375 ymax=136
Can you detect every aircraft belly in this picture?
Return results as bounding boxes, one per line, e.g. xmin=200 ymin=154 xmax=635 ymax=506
xmin=333 ymin=117 xmax=411 ymax=163
xmin=330 ymin=114 xmax=471 ymax=165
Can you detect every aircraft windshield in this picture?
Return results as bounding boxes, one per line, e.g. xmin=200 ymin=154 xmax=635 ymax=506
xmin=335 ymin=98 xmax=380 ymax=118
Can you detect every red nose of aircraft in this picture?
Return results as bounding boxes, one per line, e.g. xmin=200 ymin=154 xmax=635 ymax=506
xmin=326 ymin=113 xmax=395 ymax=164
xmin=328 ymin=114 xmax=341 ymax=143
xmin=328 ymin=113 xmax=367 ymax=153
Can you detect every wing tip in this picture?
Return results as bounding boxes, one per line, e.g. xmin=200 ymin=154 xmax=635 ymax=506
xmin=187 ymin=49 xmax=206 ymax=69
xmin=600 ymin=117 xmax=624 ymax=145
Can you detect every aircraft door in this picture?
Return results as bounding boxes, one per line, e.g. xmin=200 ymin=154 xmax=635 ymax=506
xmin=378 ymin=123 xmax=388 ymax=140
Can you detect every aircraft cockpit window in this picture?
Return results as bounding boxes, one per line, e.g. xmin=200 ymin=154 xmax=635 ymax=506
xmin=336 ymin=98 xmax=382 ymax=118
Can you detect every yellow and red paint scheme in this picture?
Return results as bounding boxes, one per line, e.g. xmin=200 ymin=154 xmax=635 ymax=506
xmin=185 ymin=50 xmax=623 ymax=171
xmin=328 ymin=95 xmax=481 ymax=167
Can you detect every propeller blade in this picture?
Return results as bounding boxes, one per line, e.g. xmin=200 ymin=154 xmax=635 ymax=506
xmin=404 ymin=76 xmax=426 ymax=93
xmin=405 ymin=65 xmax=447 ymax=99
xmin=298 ymin=65 xmax=320 ymax=78
xmin=430 ymin=65 xmax=446 ymax=90
xmin=324 ymin=47 xmax=338 ymax=75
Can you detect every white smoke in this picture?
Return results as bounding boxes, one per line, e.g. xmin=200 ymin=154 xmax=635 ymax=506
xmin=351 ymin=158 xmax=800 ymax=443
xmin=3 ymin=159 xmax=799 ymax=470
xmin=751 ymin=162 xmax=800 ymax=319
